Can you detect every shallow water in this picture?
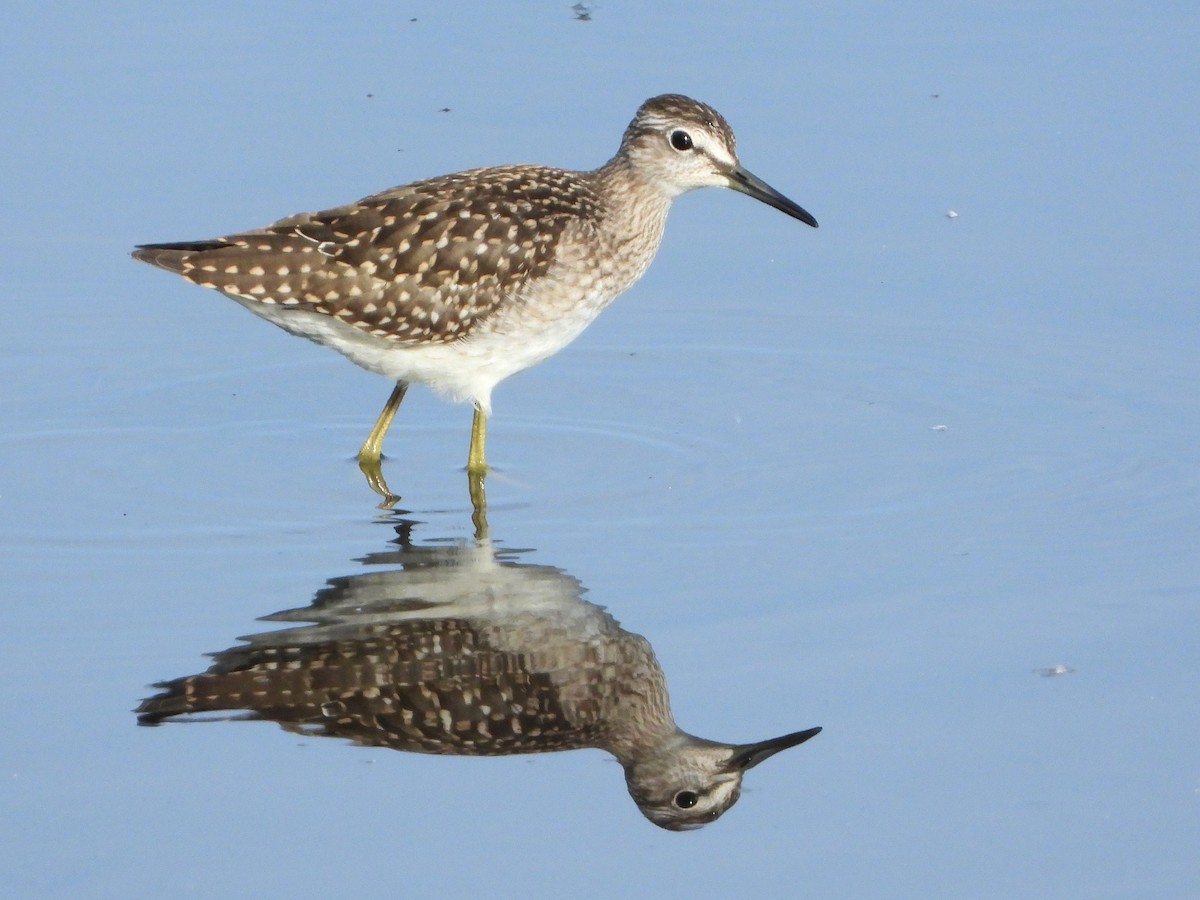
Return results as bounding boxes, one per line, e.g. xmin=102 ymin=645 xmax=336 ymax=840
xmin=3 ymin=4 xmax=1199 ymax=898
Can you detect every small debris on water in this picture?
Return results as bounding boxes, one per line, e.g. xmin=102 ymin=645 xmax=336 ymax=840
xmin=1036 ymin=664 xmax=1074 ymax=677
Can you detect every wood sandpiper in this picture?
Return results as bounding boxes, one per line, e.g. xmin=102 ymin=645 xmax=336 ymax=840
xmin=133 ymin=94 xmax=818 ymax=499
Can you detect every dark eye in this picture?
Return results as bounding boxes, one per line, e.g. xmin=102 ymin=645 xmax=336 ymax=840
xmin=674 ymin=790 xmax=699 ymax=809
xmin=669 ymin=130 xmax=693 ymax=151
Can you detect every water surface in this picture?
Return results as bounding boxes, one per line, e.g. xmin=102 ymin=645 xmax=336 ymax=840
xmin=2 ymin=3 xmax=1198 ymax=898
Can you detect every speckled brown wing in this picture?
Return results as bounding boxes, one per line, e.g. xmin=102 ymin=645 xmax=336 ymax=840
xmin=135 ymin=619 xmax=604 ymax=756
xmin=133 ymin=165 xmax=604 ymax=344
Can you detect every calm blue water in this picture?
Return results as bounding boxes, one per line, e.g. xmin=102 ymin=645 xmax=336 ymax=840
xmin=2 ymin=3 xmax=1198 ymax=897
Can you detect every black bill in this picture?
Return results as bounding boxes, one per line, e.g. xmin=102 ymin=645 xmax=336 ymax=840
xmin=728 ymin=166 xmax=819 ymax=228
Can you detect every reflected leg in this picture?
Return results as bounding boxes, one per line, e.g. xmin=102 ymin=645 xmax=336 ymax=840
xmin=468 ymin=470 xmax=488 ymax=540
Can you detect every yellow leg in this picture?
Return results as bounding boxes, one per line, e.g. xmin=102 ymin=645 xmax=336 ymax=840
xmin=358 ymin=382 xmax=407 ymax=504
xmin=358 ymin=382 xmax=408 ymax=466
xmin=467 ymin=403 xmax=488 ymax=475
xmin=466 ymin=404 xmax=489 ymax=536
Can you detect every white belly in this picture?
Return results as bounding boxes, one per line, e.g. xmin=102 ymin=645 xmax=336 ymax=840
xmin=229 ymin=266 xmax=617 ymax=415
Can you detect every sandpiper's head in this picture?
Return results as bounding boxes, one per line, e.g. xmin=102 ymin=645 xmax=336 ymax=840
xmin=619 ymin=94 xmax=818 ymax=227
xmin=624 ymin=725 xmax=822 ymax=830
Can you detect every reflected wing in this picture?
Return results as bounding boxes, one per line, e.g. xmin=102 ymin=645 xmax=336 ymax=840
xmin=136 ymin=619 xmax=603 ymax=755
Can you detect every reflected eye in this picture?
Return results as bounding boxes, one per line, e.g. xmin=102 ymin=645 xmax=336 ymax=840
xmin=669 ymin=130 xmax=693 ymax=151
xmin=674 ymin=790 xmax=699 ymax=809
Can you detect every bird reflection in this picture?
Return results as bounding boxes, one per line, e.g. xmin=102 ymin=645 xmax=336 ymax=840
xmin=136 ymin=521 xmax=820 ymax=830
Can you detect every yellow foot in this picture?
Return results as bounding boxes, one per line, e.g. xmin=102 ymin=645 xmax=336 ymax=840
xmin=358 ymin=454 xmax=400 ymax=509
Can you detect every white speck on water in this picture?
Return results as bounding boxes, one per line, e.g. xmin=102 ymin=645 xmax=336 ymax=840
xmin=1036 ymin=664 xmax=1075 ymax=677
